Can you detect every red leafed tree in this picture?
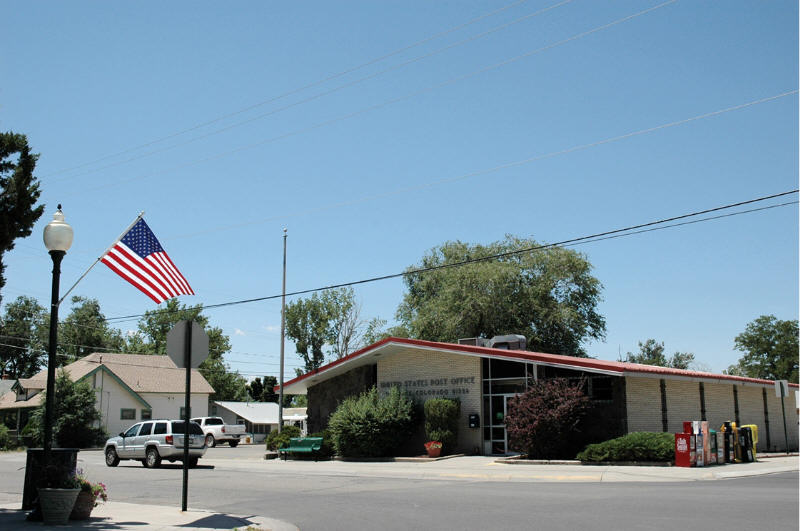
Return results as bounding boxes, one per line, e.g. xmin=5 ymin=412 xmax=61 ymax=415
xmin=506 ymin=378 xmax=589 ymax=459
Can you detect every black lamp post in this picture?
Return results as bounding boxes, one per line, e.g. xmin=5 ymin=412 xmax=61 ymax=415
xmin=42 ymin=204 xmax=73 ymax=466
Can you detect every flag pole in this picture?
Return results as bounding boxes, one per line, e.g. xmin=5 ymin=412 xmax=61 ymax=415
xmin=58 ymin=211 xmax=145 ymax=306
xmin=278 ymin=228 xmax=287 ymax=433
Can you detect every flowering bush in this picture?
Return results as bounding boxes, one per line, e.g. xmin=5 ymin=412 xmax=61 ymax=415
xmin=74 ymin=470 xmax=108 ymax=505
xmin=506 ymin=377 xmax=589 ymax=459
xmin=424 ymin=441 xmax=443 ymax=450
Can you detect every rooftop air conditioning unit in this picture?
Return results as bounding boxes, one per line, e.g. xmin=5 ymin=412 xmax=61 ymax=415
xmin=487 ymin=334 xmax=527 ymax=351
xmin=457 ymin=337 xmax=489 ymax=347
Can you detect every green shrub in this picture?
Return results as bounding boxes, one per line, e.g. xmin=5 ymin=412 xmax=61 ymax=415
xmin=265 ymin=425 xmax=302 ymax=451
xmin=577 ymin=432 xmax=675 ymax=462
xmin=328 ymin=387 xmax=415 ymax=457
xmin=0 ymin=424 xmax=9 ymax=450
xmin=424 ymin=398 xmax=460 ymax=454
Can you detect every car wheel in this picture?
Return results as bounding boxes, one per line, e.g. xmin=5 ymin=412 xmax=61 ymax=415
xmin=105 ymin=447 xmax=119 ymax=467
xmin=188 ymin=457 xmax=199 ymax=468
xmin=206 ymin=434 xmax=215 ymax=448
xmin=228 ymin=440 xmax=239 ymax=448
xmin=145 ymin=447 xmax=162 ymax=468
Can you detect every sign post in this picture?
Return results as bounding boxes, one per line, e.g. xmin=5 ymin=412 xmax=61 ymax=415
xmin=167 ymin=320 xmax=209 ymax=512
xmin=775 ymin=380 xmax=789 ymax=454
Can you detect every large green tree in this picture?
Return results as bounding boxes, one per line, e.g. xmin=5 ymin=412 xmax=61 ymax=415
xmin=395 ymin=236 xmax=606 ymax=356
xmin=0 ymin=132 xmax=45 ymax=307
xmin=286 ymin=287 xmax=377 ymax=372
xmin=246 ymin=375 xmax=279 ymax=402
xmin=0 ymin=295 xmax=46 ymax=378
xmin=133 ymin=299 xmax=247 ymax=400
xmin=25 ymin=370 xmax=107 ymax=448
xmin=57 ymin=296 xmax=124 ymax=364
xmin=621 ymin=339 xmax=695 ymax=369
xmin=726 ymin=315 xmax=798 ymax=382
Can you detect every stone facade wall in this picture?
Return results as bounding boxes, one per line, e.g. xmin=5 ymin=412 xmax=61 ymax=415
xmin=306 ymin=365 xmax=376 ymax=433
xmin=378 ymin=347 xmax=482 ymax=454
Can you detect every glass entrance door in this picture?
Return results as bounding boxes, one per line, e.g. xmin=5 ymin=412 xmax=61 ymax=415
xmin=486 ymin=394 xmax=515 ymax=455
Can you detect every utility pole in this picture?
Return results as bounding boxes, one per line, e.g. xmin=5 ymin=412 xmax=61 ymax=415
xmin=278 ymin=229 xmax=287 ymax=433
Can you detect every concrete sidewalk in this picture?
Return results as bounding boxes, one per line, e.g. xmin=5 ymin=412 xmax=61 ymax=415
xmin=0 ymin=501 xmax=298 ymax=531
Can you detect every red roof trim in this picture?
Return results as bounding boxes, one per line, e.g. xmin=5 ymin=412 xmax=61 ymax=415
xmin=277 ymin=337 xmax=800 ymax=391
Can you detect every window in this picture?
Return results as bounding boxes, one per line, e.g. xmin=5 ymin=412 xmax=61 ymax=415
xmin=124 ymin=424 xmax=140 ymax=438
xmin=121 ymin=408 xmax=136 ymax=420
xmin=210 ymin=405 xmax=218 ymax=415
xmin=171 ymin=421 xmax=204 ymax=435
xmin=154 ymin=422 xmax=167 ymax=435
xmin=179 ymin=407 xmax=191 ymax=420
xmin=205 ymin=418 xmax=223 ymax=425
xmin=590 ymin=377 xmax=614 ymax=401
xmin=141 ymin=409 xmax=152 ymax=420
xmin=139 ymin=422 xmax=153 ymax=436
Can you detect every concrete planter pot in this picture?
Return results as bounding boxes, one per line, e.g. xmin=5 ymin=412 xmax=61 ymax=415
xmin=70 ymin=491 xmax=97 ymax=520
xmin=38 ymin=487 xmax=80 ymax=525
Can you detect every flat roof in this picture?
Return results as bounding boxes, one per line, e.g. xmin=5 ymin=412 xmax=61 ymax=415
xmin=279 ymin=337 xmax=800 ymax=394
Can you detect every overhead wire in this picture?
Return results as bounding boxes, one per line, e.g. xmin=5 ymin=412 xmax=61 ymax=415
xmin=43 ymin=0 xmax=536 ymax=178
xmin=53 ymin=0 xmax=575 ymax=182
xmin=102 ymin=189 xmax=799 ymax=323
xmin=165 ymin=89 xmax=799 ymax=241
xmin=67 ymin=0 xmax=679 ymax=196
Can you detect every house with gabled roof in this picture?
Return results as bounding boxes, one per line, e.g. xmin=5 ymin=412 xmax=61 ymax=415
xmin=280 ymin=336 xmax=799 ymax=456
xmin=0 ymin=353 xmax=214 ymax=439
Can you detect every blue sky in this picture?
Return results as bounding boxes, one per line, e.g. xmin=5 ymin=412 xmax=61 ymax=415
xmin=1 ymin=0 xmax=797 ymax=381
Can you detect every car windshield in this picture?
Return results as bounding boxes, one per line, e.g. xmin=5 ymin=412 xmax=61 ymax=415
xmin=171 ymin=421 xmax=204 ymax=435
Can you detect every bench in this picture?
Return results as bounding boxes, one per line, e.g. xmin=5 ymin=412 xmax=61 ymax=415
xmin=278 ymin=437 xmax=324 ymax=461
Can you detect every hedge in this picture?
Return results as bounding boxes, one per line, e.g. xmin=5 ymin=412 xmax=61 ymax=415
xmin=577 ymin=432 xmax=674 ymax=463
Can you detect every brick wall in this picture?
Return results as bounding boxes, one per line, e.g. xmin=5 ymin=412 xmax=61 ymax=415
xmin=378 ymin=347 xmax=482 ymax=454
xmin=761 ymin=388 xmax=799 ymax=452
xmin=626 ymin=375 xmax=798 ymax=452
xmin=625 ymin=377 xmax=663 ymax=432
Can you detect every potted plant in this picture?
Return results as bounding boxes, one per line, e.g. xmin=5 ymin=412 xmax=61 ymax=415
xmin=36 ymin=465 xmax=81 ymax=525
xmin=70 ymin=469 xmax=108 ymax=520
xmin=424 ymin=440 xmax=443 ymax=458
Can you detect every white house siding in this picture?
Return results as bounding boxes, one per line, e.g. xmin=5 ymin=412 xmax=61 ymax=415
xmin=92 ymin=371 xmax=146 ymax=437
xmin=141 ymin=393 xmax=209 ymax=422
xmin=93 ymin=369 xmax=210 ymax=437
xmin=377 ymin=347 xmax=482 ymax=454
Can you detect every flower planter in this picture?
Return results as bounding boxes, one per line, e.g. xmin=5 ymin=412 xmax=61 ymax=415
xmin=426 ymin=447 xmax=441 ymax=458
xmin=38 ymin=487 xmax=80 ymax=525
xmin=70 ymin=491 xmax=97 ymax=520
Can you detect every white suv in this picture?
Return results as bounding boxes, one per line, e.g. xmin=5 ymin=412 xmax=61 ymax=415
xmin=104 ymin=420 xmax=207 ymax=468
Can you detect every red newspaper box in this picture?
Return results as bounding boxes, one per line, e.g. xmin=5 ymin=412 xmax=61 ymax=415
xmin=683 ymin=421 xmax=693 ymax=434
xmin=675 ymin=433 xmax=695 ymax=467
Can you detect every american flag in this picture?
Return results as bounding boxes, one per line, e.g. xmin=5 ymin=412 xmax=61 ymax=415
xmin=101 ymin=218 xmax=194 ymax=304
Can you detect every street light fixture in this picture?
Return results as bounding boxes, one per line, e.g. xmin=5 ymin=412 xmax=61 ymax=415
xmin=42 ymin=204 xmax=73 ymax=466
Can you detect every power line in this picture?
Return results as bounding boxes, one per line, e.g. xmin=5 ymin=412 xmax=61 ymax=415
xmin=103 ymin=189 xmax=798 ymax=323
xmin=68 ymin=1 xmax=678 ymax=197
xmin=166 ymin=89 xmax=799 ymax=241
xmin=54 ymin=0 xmax=575 ymax=182
xmin=43 ymin=0 xmax=535 ymax=178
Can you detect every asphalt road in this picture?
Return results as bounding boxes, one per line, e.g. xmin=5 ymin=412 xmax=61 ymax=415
xmin=0 ymin=446 xmax=797 ymax=530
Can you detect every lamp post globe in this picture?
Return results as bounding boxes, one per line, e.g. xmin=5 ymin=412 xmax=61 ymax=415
xmin=43 ymin=204 xmax=73 ymax=252
xmin=42 ymin=204 xmax=72 ymax=467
